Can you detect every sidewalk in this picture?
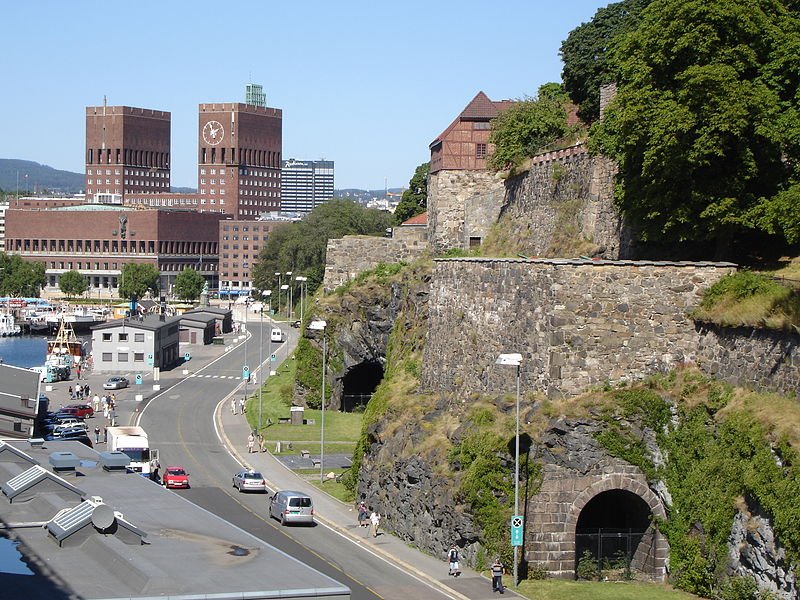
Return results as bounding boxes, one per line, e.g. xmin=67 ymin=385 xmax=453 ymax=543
xmin=217 ymin=394 xmax=521 ymax=600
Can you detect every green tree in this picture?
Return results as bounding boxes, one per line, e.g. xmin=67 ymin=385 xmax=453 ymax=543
xmin=252 ymin=200 xmax=393 ymax=300
xmin=58 ymin=270 xmax=88 ymax=298
xmin=0 ymin=253 xmax=46 ymax=297
xmin=488 ymin=83 xmax=582 ymax=170
xmin=591 ymin=0 xmax=800 ymax=256
xmin=120 ymin=263 xmax=160 ymax=300
xmin=560 ymin=0 xmax=653 ymax=123
xmin=394 ymin=162 xmax=430 ymax=225
xmin=174 ymin=268 xmax=206 ymax=301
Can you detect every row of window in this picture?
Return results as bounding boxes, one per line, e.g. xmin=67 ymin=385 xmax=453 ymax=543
xmin=221 ymin=235 xmax=260 ymax=241
xmin=101 ymin=332 xmax=145 ymax=343
xmin=199 ymin=168 xmax=226 ymax=175
xmin=101 ymin=352 xmax=146 ymax=362
xmin=87 ymin=169 xmax=168 ymax=177
xmin=129 ymin=197 xmax=199 ymax=206
xmin=199 ymin=178 xmax=225 ymax=185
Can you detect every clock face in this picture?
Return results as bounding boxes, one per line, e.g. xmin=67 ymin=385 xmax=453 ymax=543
xmin=202 ymin=120 xmax=224 ymax=146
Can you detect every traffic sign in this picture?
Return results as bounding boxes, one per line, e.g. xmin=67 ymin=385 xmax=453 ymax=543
xmin=511 ymin=515 xmax=524 ymax=547
xmin=147 ymin=353 xmax=154 ymax=367
xmin=242 ymin=365 xmax=250 ymax=380
xmin=135 ymin=373 xmax=142 ymax=385
xmin=184 ymin=352 xmax=191 ymax=361
xmin=270 ymin=353 xmax=277 ymax=362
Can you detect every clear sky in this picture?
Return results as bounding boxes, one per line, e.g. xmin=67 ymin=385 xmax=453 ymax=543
xmin=1 ymin=1 xmax=609 ymax=191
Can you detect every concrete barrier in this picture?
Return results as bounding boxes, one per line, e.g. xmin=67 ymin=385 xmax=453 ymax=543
xmin=182 ymin=369 xmax=189 ymax=375
xmin=45 ymin=385 xmax=53 ymax=392
xmin=153 ymin=384 xmax=161 ymax=391
xmin=135 ymin=394 xmax=143 ymax=402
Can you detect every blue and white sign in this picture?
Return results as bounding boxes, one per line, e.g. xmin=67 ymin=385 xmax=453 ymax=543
xmin=270 ymin=353 xmax=277 ymax=362
xmin=242 ymin=365 xmax=250 ymax=380
xmin=511 ymin=515 xmax=524 ymax=547
xmin=135 ymin=373 xmax=142 ymax=385
xmin=147 ymin=353 xmax=154 ymax=367
xmin=184 ymin=352 xmax=191 ymax=361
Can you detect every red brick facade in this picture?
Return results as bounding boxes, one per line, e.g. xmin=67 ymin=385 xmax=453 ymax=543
xmin=198 ymin=103 xmax=282 ymax=220
xmin=85 ymin=106 xmax=171 ymax=200
xmin=218 ymin=219 xmax=281 ymax=293
xmin=5 ymin=207 xmax=223 ymax=296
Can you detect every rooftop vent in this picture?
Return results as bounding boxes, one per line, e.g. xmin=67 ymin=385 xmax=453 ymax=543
xmin=0 ymin=441 xmax=39 ymax=466
xmin=46 ymin=498 xmax=146 ymax=547
xmin=1 ymin=464 xmax=83 ymax=503
xmin=49 ymin=451 xmax=80 ymax=475
xmin=29 ymin=438 xmax=45 ymax=448
xmin=99 ymin=451 xmax=130 ymax=472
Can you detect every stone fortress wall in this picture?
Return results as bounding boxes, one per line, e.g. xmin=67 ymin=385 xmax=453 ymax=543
xmin=420 ymin=258 xmax=739 ymax=397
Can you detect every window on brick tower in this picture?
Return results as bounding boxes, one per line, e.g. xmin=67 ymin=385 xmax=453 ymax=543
xmin=476 ymin=143 xmax=487 ymax=159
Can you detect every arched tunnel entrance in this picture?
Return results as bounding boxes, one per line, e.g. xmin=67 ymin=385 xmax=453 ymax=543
xmin=574 ymin=489 xmax=654 ymax=576
xmin=340 ymin=361 xmax=384 ymax=412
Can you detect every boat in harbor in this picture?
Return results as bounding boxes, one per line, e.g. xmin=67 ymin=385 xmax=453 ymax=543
xmin=45 ymin=305 xmax=107 ymax=334
xmin=0 ymin=312 xmax=21 ymax=337
xmin=46 ymin=319 xmax=84 ymax=367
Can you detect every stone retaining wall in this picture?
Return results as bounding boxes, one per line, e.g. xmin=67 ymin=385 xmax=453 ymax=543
xmin=421 ymin=258 xmax=737 ymax=397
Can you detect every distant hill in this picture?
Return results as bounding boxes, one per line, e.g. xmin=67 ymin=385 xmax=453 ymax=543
xmin=0 ymin=159 xmax=402 ymax=201
xmin=0 ymin=159 xmax=84 ymax=195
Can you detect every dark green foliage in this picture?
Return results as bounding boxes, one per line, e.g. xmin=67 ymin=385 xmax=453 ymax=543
xmin=0 ymin=252 xmax=45 ymax=297
xmin=252 ymin=200 xmax=393 ymax=303
xmin=57 ymin=270 xmax=88 ymax=298
xmin=173 ymin=268 xmax=206 ymax=301
xmin=701 ymin=272 xmax=787 ymax=309
xmin=576 ymin=549 xmax=600 ymax=580
xmin=336 ymin=262 xmax=406 ymax=296
xmin=294 ymin=337 xmax=332 ymax=410
xmin=394 ymin=162 xmax=429 ymax=225
xmin=120 ymin=263 xmax=160 ymax=300
xmin=560 ymin=0 xmax=653 ymax=122
xmin=488 ymin=83 xmax=582 ymax=170
xmin=591 ymin=0 xmax=800 ymax=254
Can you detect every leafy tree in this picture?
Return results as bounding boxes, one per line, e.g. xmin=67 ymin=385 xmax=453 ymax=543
xmin=58 ymin=270 xmax=88 ymax=298
xmin=120 ymin=263 xmax=160 ymax=300
xmin=560 ymin=0 xmax=653 ymax=123
xmin=394 ymin=162 xmax=430 ymax=225
xmin=252 ymin=200 xmax=393 ymax=301
xmin=591 ymin=0 xmax=800 ymax=256
xmin=0 ymin=253 xmax=46 ymax=297
xmin=488 ymin=83 xmax=582 ymax=170
xmin=174 ymin=268 xmax=206 ymax=301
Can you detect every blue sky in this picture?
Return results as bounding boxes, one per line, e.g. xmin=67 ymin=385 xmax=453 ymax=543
xmin=2 ymin=1 xmax=609 ymax=191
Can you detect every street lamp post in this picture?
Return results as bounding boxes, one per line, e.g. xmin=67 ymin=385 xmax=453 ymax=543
xmin=258 ymin=289 xmax=272 ymax=430
xmin=280 ymin=284 xmax=289 ymax=321
xmin=285 ymin=271 xmax=293 ymax=319
xmin=496 ymin=352 xmax=523 ymax=589
xmin=309 ymin=320 xmax=327 ymax=482
xmin=275 ymin=272 xmax=282 ymax=316
xmin=295 ymin=276 xmax=307 ymax=323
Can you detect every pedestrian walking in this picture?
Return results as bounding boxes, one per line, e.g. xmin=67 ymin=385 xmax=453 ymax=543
xmin=369 ymin=510 xmax=381 ymax=538
xmin=103 ymin=427 xmax=108 ymax=443
xmin=490 ymin=557 xmax=505 ymax=594
xmin=75 ymin=383 xmax=82 ymax=398
xmin=247 ymin=432 xmax=255 ymax=453
xmin=257 ymin=433 xmax=265 ymax=452
xmin=357 ymin=501 xmax=368 ymax=527
xmin=68 ymin=386 xmax=73 ymax=400
xmin=84 ymin=384 xmax=90 ymax=399
xmin=93 ymin=394 xmax=100 ymax=412
xmin=94 ymin=426 xmax=101 ymax=443
xmin=239 ymin=397 xmax=246 ymax=414
xmin=231 ymin=398 xmax=237 ymax=415
xmin=448 ymin=544 xmax=461 ymax=577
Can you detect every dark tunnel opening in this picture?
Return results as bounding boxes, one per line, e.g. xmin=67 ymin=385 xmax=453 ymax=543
xmin=575 ymin=489 xmax=652 ymax=574
xmin=340 ymin=361 xmax=384 ymax=412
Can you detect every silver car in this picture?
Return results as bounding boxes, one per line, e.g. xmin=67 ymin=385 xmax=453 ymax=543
xmin=103 ymin=376 xmax=129 ymax=390
xmin=232 ymin=470 xmax=267 ymax=493
xmin=269 ymin=490 xmax=314 ymax=525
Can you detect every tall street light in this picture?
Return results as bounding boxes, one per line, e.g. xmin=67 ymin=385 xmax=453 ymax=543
xmin=295 ymin=276 xmax=307 ymax=323
xmin=496 ymin=352 xmax=523 ymax=589
xmin=280 ymin=284 xmax=289 ymax=321
xmin=258 ymin=289 xmax=271 ymax=432
xmin=285 ymin=271 xmax=293 ymax=319
xmin=275 ymin=272 xmax=282 ymax=316
xmin=309 ymin=319 xmax=327 ymax=482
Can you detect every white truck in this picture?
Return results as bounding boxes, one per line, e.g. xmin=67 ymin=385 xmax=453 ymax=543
xmin=105 ymin=426 xmax=158 ymax=477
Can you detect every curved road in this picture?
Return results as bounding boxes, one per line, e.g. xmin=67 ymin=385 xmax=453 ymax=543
xmin=138 ymin=320 xmax=453 ymax=600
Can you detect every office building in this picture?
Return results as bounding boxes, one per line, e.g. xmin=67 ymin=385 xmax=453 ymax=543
xmin=218 ymin=219 xmax=280 ymax=295
xmin=280 ymin=159 xmax=334 ymax=214
xmin=198 ymin=102 xmax=282 ymax=219
xmin=85 ymin=105 xmax=171 ymax=201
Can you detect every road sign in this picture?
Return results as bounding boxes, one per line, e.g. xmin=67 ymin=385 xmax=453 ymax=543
xmin=270 ymin=353 xmax=277 ymax=362
xmin=511 ymin=515 xmax=524 ymax=547
xmin=242 ymin=365 xmax=250 ymax=380
xmin=135 ymin=373 xmax=142 ymax=385
xmin=184 ymin=352 xmax=191 ymax=361
xmin=147 ymin=353 xmax=154 ymax=367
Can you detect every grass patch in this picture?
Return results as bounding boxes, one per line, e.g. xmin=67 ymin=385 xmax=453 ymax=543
xmin=516 ymin=579 xmax=698 ymax=600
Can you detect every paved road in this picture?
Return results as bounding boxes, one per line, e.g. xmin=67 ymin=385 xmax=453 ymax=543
xmin=132 ymin=319 xmax=462 ymax=600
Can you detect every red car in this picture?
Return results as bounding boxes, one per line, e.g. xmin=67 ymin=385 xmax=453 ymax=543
xmin=64 ymin=404 xmax=94 ymax=418
xmin=162 ymin=466 xmax=190 ymax=489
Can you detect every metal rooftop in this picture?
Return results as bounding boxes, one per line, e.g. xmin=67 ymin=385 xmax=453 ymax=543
xmin=0 ymin=439 xmax=350 ymax=599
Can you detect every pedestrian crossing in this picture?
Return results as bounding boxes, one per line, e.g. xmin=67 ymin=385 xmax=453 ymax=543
xmin=189 ymin=374 xmax=240 ymax=379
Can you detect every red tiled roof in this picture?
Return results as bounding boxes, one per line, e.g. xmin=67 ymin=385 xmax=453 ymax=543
xmin=430 ymin=91 xmax=517 ymax=148
xmin=401 ymin=211 xmax=428 ymax=226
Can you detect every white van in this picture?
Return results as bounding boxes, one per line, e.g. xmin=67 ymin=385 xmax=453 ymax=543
xmin=270 ymin=328 xmax=284 ymax=343
xmin=269 ymin=490 xmax=314 ymax=525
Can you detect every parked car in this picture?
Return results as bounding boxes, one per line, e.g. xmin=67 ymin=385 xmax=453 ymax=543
xmin=64 ymin=404 xmax=94 ymax=418
xmin=291 ymin=320 xmax=301 ymax=328
xmin=50 ymin=419 xmax=88 ymax=434
xmin=232 ymin=470 xmax=267 ymax=493
xmin=103 ymin=376 xmax=129 ymax=390
xmin=269 ymin=490 xmax=314 ymax=525
xmin=49 ymin=425 xmax=90 ymax=438
xmin=44 ymin=431 xmax=93 ymax=447
xmin=162 ymin=466 xmax=190 ymax=489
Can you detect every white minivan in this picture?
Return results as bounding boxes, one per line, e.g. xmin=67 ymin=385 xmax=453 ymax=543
xmin=270 ymin=328 xmax=284 ymax=343
xmin=269 ymin=490 xmax=314 ymax=525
